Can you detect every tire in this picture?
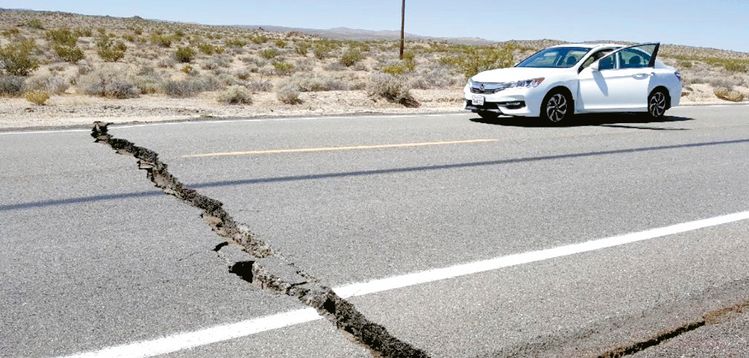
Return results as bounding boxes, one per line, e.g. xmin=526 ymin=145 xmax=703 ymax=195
xmin=648 ymin=89 xmax=668 ymax=119
xmin=478 ymin=111 xmax=499 ymax=120
xmin=541 ymin=91 xmax=573 ymax=124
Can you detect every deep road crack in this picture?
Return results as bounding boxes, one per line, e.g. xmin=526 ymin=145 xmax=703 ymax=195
xmin=91 ymin=121 xmax=429 ymax=358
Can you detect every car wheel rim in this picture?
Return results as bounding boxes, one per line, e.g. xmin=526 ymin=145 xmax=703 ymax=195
xmin=649 ymin=92 xmax=666 ymax=117
xmin=546 ymin=94 xmax=567 ymax=122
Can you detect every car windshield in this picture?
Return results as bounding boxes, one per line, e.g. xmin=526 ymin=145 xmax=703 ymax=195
xmin=516 ymin=47 xmax=591 ymax=68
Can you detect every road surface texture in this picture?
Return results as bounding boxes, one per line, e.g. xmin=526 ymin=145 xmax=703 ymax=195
xmin=1 ymin=105 xmax=748 ymax=357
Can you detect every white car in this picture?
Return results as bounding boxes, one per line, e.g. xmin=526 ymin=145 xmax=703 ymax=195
xmin=464 ymin=43 xmax=682 ymax=123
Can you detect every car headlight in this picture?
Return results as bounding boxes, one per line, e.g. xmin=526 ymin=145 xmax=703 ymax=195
xmin=466 ymin=79 xmax=475 ymax=88
xmin=508 ymin=77 xmax=545 ymax=88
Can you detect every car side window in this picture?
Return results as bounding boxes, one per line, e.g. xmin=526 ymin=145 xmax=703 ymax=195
xmin=580 ymin=49 xmax=612 ymax=70
xmin=598 ymin=44 xmax=657 ymax=70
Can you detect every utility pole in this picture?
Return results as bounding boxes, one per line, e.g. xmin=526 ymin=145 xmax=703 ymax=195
xmin=399 ymin=0 xmax=405 ymax=60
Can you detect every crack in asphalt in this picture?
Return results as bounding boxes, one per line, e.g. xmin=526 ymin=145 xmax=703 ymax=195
xmin=91 ymin=121 xmax=429 ymax=358
xmin=598 ymin=299 xmax=749 ymax=357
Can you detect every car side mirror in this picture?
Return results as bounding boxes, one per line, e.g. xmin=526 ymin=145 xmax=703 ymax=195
xmin=590 ymin=62 xmax=600 ymax=71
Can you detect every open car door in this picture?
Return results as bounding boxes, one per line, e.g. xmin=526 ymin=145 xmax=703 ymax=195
xmin=578 ymin=43 xmax=660 ymax=112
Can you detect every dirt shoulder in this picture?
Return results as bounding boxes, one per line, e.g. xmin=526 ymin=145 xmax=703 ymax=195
xmin=1 ymin=88 xmax=745 ymax=130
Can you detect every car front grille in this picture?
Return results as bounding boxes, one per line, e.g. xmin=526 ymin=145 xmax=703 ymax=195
xmin=470 ymin=82 xmax=508 ymax=94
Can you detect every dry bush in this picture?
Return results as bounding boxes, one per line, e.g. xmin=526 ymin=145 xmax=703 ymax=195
xmin=217 ymin=85 xmax=252 ymax=104
xmin=25 ymin=73 xmax=70 ymax=94
xmin=250 ymin=35 xmax=268 ymax=44
xmin=247 ymin=79 xmax=272 ymax=92
xmin=295 ymin=41 xmax=310 ymax=56
xmin=0 ymin=39 xmax=39 ymax=76
xmin=0 ymin=75 xmax=25 ymax=96
xmin=225 ymin=38 xmax=247 ymax=48
xmin=714 ymin=87 xmax=745 ymax=102
xmin=286 ymin=73 xmax=348 ymax=92
xmin=340 ymin=48 xmax=363 ymax=67
xmin=276 ymin=82 xmax=302 ymax=104
xmin=260 ymin=48 xmax=279 ymax=60
xmin=175 ymin=47 xmax=195 ymax=63
xmin=408 ymin=66 xmax=463 ymax=89
xmin=24 ymin=90 xmax=49 ymax=105
xmin=96 ymin=35 xmax=127 ymax=62
xmin=367 ymin=73 xmax=419 ymax=107
xmin=150 ymin=33 xmax=173 ymax=47
xmin=440 ymin=46 xmax=514 ymax=78
xmin=79 ymin=66 xmax=140 ymax=98
xmin=273 ymin=61 xmax=295 ymax=75
xmin=163 ymin=75 xmax=222 ymax=97
xmin=197 ymin=43 xmax=224 ymax=55
xmin=274 ymin=39 xmax=287 ymax=48
xmin=324 ymin=62 xmax=346 ymax=71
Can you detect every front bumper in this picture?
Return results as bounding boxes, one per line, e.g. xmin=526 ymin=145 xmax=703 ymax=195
xmin=463 ymin=86 xmax=542 ymax=117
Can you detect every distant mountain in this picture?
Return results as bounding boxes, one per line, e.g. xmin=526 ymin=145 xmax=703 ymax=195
xmin=240 ymin=25 xmax=495 ymax=45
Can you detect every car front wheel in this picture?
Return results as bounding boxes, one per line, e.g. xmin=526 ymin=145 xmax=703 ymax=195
xmin=541 ymin=92 xmax=572 ymax=124
xmin=648 ymin=89 xmax=668 ymax=118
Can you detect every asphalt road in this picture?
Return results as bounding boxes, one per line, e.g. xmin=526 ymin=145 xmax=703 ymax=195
xmin=1 ymin=105 xmax=748 ymax=357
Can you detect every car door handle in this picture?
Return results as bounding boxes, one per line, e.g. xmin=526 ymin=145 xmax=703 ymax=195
xmin=633 ymin=73 xmax=650 ymax=79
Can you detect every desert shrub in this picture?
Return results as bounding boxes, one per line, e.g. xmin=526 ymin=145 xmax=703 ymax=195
xmin=367 ymin=73 xmax=419 ymax=107
xmin=440 ymin=46 xmax=514 ymax=77
xmin=339 ymin=48 xmax=364 ymax=67
xmin=96 ymin=35 xmax=127 ymax=62
xmin=276 ymin=82 xmax=302 ymax=104
xmin=235 ymin=69 xmax=250 ymax=80
xmin=708 ymin=77 xmax=740 ymax=88
xmin=382 ymin=62 xmax=408 ymax=75
xmin=287 ymin=73 xmax=348 ymax=92
xmin=260 ymin=48 xmax=279 ymax=60
xmin=0 ymin=75 xmax=25 ymax=96
xmin=163 ymin=75 xmax=222 ymax=97
xmin=225 ymin=38 xmax=247 ymax=48
xmin=2 ymin=28 xmax=21 ymax=37
xmin=313 ymin=42 xmax=334 ymax=60
xmin=180 ymin=65 xmax=194 ymax=74
xmin=79 ymin=66 xmax=140 ymax=98
xmin=175 ymin=47 xmax=196 ymax=63
xmin=295 ymin=41 xmax=310 ymax=56
xmin=198 ymin=43 xmax=224 ymax=55
xmin=677 ymin=60 xmax=693 ymax=69
xmin=53 ymin=45 xmax=85 ymax=63
xmin=123 ymin=34 xmax=136 ymax=42
xmin=714 ymin=87 xmax=745 ymax=102
xmin=408 ymin=66 xmax=462 ymax=89
xmin=74 ymin=28 xmax=93 ymax=37
xmin=250 ymin=35 xmax=268 ymax=44
xmin=26 ymin=19 xmax=44 ymax=30
xmin=273 ymin=61 xmax=295 ymax=75
xmin=274 ymin=39 xmax=287 ymax=48
xmin=217 ymin=85 xmax=252 ymax=104
xmin=25 ymin=74 xmax=69 ymax=94
xmin=247 ymin=79 xmax=272 ymax=92
xmin=150 ymin=34 xmax=173 ymax=47
xmin=0 ymin=40 xmax=39 ymax=76
xmin=24 ymin=90 xmax=49 ymax=105
xmin=46 ymin=28 xmax=78 ymax=47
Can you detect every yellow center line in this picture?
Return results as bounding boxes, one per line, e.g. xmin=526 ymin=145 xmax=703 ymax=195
xmin=181 ymin=139 xmax=498 ymax=158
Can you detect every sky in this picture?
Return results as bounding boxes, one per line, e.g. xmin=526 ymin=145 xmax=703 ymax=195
xmin=1 ymin=0 xmax=748 ymax=52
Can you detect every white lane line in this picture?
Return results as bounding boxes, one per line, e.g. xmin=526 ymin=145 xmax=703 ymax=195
xmin=58 ymin=210 xmax=749 ymax=358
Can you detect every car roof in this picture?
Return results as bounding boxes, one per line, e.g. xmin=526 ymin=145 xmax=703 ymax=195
xmin=548 ymin=43 xmax=624 ymax=50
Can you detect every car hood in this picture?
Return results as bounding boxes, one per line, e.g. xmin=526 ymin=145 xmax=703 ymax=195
xmin=472 ymin=67 xmax=568 ymax=82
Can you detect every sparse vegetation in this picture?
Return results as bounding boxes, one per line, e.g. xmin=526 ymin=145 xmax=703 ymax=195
xmin=273 ymin=61 xmax=295 ymax=75
xmin=340 ymin=48 xmax=363 ymax=67
xmin=175 ymin=47 xmax=196 ymax=63
xmin=96 ymin=34 xmax=127 ymax=62
xmin=24 ymin=90 xmax=49 ymax=105
xmin=79 ymin=66 xmax=140 ymax=98
xmin=367 ymin=73 xmax=419 ymax=107
xmin=440 ymin=46 xmax=514 ymax=78
xmin=0 ymin=75 xmax=25 ymax=96
xmin=217 ymin=85 xmax=252 ymax=104
xmin=260 ymin=48 xmax=279 ymax=59
xmin=276 ymin=82 xmax=302 ymax=104
xmin=714 ymin=87 xmax=745 ymax=102
xmin=0 ymin=40 xmax=39 ymax=76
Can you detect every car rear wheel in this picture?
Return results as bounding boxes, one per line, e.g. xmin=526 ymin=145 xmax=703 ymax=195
xmin=478 ymin=111 xmax=499 ymax=120
xmin=541 ymin=92 xmax=572 ymax=124
xmin=648 ymin=89 xmax=668 ymax=118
